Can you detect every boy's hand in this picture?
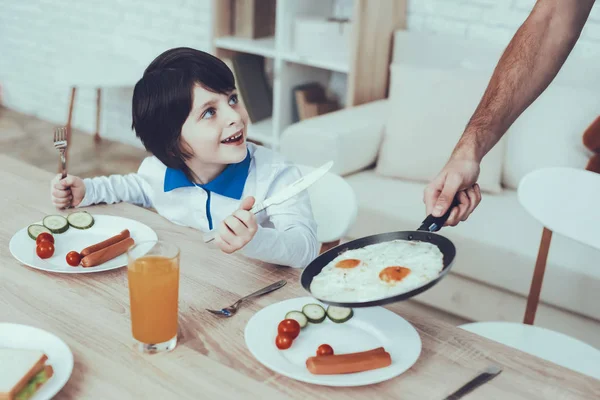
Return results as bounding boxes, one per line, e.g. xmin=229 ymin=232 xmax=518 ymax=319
xmin=216 ymin=196 xmax=258 ymax=254
xmin=50 ymin=174 xmax=86 ymax=209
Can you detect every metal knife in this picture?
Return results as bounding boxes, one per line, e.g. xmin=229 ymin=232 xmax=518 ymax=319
xmin=443 ymin=365 xmax=503 ymax=400
xmin=203 ymin=161 xmax=334 ymax=243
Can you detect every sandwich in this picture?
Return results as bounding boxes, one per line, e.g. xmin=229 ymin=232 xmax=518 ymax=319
xmin=0 ymin=348 xmax=54 ymax=400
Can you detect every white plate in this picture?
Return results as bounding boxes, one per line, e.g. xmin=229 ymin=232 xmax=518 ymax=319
xmin=245 ymin=297 xmax=422 ymax=387
xmin=9 ymin=214 xmax=158 ymax=273
xmin=0 ymin=323 xmax=74 ymax=400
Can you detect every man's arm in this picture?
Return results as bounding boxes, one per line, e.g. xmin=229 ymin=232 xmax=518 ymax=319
xmin=425 ymin=0 xmax=595 ymax=225
xmin=456 ymin=0 xmax=595 ymax=162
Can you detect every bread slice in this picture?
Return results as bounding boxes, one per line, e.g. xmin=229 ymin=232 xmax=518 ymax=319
xmin=0 ymin=348 xmax=51 ymax=400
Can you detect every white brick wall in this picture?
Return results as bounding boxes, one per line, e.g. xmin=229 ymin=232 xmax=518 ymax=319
xmin=1 ymin=0 xmax=600 ymax=147
xmin=0 ymin=0 xmax=213 ymax=147
xmin=408 ymin=0 xmax=600 ymax=59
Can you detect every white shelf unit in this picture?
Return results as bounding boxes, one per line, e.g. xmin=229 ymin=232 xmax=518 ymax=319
xmin=280 ymin=52 xmax=349 ymax=74
xmin=211 ymin=0 xmax=406 ymax=149
xmin=213 ymin=36 xmax=276 ymax=58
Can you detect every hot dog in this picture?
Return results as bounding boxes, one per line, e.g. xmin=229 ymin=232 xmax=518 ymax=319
xmin=81 ymin=237 xmax=135 ymax=267
xmin=306 ymin=347 xmax=391 ymax=375
xmin=80 ymin=229 xmax=130 ymax=257
xmin=315 ymin=347 xmax=385 ymax=360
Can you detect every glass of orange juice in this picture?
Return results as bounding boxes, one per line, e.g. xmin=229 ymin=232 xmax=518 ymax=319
xmin=127 ymin=240 xmax=180 ymax=353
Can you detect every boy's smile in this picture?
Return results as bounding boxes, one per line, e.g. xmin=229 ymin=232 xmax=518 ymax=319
xmin=220 ymin=128 xmax=245 ymax=145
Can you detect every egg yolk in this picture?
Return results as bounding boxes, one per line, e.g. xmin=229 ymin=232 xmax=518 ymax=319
xmin=379 ymin=266 xmax=411 ymax=283
xmin=335 ymin=259 xmax=361 ymax=269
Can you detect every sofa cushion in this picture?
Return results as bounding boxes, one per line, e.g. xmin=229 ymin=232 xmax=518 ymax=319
xmin=344 ymin=169 xmax=600 ymax=321
xmin=375 ymin=63 xmax=506 ymax=194
xmin=279 ymin=100 xmax=388 ymax=176
xmin=501 ymin=82 xmax=598 ymax=189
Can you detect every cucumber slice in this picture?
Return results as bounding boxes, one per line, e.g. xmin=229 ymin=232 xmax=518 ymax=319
xmin=326 ymin=305 xmax=354 ymax=323
xmin=67 ymin=211 xmax=95 ymax=229
xmin=285 ymin=311 xmax=308 ymax=329
xmin=302 ymin=304 xmax=326 ymax=324
xmin=27 ymin=224 xmax=52 ymax=240
xmin=42 ymin=215 xmax=69 ymax=234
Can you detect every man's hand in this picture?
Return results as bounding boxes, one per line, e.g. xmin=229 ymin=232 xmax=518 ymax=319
xmin=423 ymin=158 xmax=482 ymax=226
xmin=215 ymin=196 xmax=258 ymax=254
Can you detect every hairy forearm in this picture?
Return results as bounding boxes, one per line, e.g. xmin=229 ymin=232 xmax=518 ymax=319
xmin=454 ymin=0 xmax=594 ymax=162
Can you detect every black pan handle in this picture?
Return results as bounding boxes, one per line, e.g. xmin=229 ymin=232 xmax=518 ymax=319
xmin=418 ymin=198 xmax=461 ymax=232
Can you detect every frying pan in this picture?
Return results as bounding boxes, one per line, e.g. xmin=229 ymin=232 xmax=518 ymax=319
xmin=301 ymin=201 xmax=458 ymax=308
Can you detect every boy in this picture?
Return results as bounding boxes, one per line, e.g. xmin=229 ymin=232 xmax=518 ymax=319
xmin=50 ymin=47 xmax=319 ymax=268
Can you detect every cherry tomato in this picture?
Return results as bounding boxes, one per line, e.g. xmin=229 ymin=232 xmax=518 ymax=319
xmin=36 ymin=242 xmax=55 ymax=259
xmin=275 ymin=334 xmax=293 ymax=350
xmin=277 ymin=319 xmax=300 ymax=339
xmin=36 ymin=232 xmax=54 ymax=245
xmin=66 ymin=251 xmax=81 ymax=267
xmin=316 ymin=344 xmax=334 ymax=356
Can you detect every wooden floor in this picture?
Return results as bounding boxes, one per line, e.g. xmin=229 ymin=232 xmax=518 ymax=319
xmin=0 ymin=107 xmax=149 ymax=178
xmin=0 ymin=106 xmax=469 ymax=326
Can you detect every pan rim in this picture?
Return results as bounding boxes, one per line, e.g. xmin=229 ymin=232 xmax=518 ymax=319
xmin=300 ymin=230 xmax=456 ymax=308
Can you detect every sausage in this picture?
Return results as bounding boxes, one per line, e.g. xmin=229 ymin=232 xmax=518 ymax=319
xmin=80 ymin=229 xmax=130 ymax=256
xmin=316 ymin=347 xmax=385 ymax=360
xmin=81 ymin=237 xmax=135 ymax=267
xmin=306 ymin=347 xmax=392 ymax=375
xmin=306 ymin=348 xmax=391 ymax=375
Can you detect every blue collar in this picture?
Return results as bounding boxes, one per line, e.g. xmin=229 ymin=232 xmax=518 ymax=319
xmin=163 ymin=149 xmax=251 ymax=199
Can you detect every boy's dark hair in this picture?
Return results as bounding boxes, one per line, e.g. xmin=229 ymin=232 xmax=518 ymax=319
xmin=132 ymin=47 xmax=235 ymax=173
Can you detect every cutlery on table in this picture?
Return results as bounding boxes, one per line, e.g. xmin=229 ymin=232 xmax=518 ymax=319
xmin=443 ymin=365 xmax=503 ymax=400
xmin=206 ymin=279 xmax=287 ymax=317
xmin=203 ymin=161 xmax=334 ymax=243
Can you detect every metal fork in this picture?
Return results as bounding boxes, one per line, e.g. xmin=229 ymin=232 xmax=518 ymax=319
xmin=206 ymin=280 xmax=287 ymax=317
xmin=53 ymin=127 xmax=68 ymax=179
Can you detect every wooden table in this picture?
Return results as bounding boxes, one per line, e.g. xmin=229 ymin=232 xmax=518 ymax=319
xmin=1 ymin=155 xmax=598 ymax=400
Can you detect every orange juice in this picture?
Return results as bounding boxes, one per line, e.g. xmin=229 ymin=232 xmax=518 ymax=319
xmin=127 ymin=255 xmax=179 ymax=344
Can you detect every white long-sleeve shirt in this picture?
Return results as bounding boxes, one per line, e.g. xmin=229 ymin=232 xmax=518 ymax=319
xmin=78 ymin=143 xmax=319 ymax=268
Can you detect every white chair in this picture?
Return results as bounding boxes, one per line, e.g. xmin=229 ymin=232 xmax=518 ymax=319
xmin=460 ymin=167 xmax=600 ymax=380
xmin=297 ymin=165 xmax=358 ymax=254
xmin=53 ymin=51 xmax=147 ymax=171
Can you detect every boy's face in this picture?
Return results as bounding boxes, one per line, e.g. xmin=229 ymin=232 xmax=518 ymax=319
xmin=180 ymin=84 xmax=249 ymax=166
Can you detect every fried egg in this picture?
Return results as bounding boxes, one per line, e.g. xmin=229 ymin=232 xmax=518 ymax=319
xmin=309 ymin=239 xmax=444 ymax=302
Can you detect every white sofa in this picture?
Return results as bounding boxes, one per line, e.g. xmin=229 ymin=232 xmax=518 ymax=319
xmin=280 ymin=31 xmax=600 ymax=348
